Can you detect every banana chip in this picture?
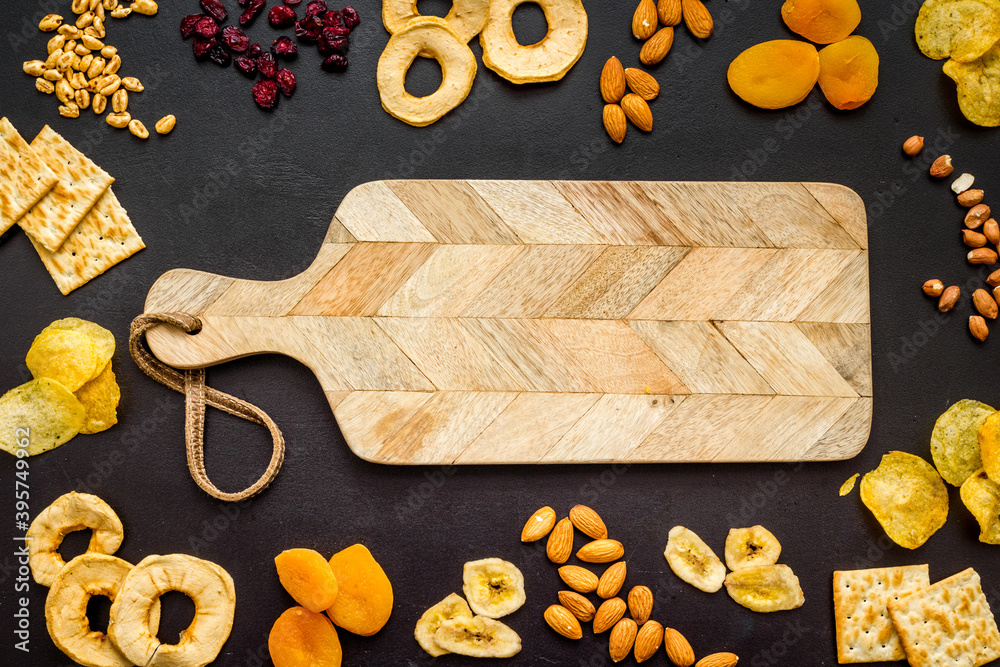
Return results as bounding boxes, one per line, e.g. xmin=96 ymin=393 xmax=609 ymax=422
xmin=26 ymin=329 xmax=102 ymax=392
xmin=978 ymin=410 xmax=1000 ymax=485
xmin=433 ymin=615 xmax=521 ymax=658
xmin=860 ymin=451 xmax=949 ymax=550
xmin=664 ymin=526 xmax=726 ymax=593
xmin=931 ymin=399 xmax=995 ymax=486
xmin=724 ymin=564 xmax=805 ymax=613
xmin=944 ymin=43 xmax=1000 ymax=126
xmin=916 ymin=0 xmax=1000 ymax=62
xmin=724 ymin=526 xmax=782 ymax=571
xmin=415 ymin=593 xmax=473 ymax=657
xmin=462 ymin=558 xmax=526 ymax=619
xmin=960 ymin=469 xmax=1000 ymax=544
xmin=75 ymin=363 xmax=120 ymax=435
xmin=0 ymin=378 xmax=85 ymax=457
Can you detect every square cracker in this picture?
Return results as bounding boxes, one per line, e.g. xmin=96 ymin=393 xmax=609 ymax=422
xmin=19 ymin=125 xmax=114 ymax=252
xmin=888 ymin=567 xmax=1000 ymax=667
xmin=0 ymin=118 xmax=58 ymax=235
xmin=833 ymin=564 xmax=930 ymax=663
xmin=31 ymin=187 xmax=144 ymax=295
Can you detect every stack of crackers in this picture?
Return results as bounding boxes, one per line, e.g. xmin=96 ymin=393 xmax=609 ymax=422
xmin=834 ymin=565 xmax=1000 ymax=665
xmin=0 ymin=118 xmax=144 ymax=295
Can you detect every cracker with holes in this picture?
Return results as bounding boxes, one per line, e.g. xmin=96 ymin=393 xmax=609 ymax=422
xmin=18 ymin=125 xmax=114 ymax=252
xmin=0 ymin=118 xmax=58 ymax=235
xmin=887 ymin=567 xmax=1000 ymax=667
xmin=833 ymin=564 xmax=930 ymax=663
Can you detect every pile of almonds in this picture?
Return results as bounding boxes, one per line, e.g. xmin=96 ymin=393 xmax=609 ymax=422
xmin=906 ymin=136 xmax=999 ymax=341
xmin=21 ymin=0 xmax=173 ymax=139
xmin=633 ymin=0 xmax=714 ymax=64
xmin=523 ymin=504 xmax=737 ymax=666
xmin=601 ymin=57 xmax=660 ymax=143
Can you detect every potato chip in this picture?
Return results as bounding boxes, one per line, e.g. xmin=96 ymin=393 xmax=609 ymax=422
xmin=44 ymin=318 xmax=115 ymax=369
xmin=0 ymin=378 xmax=84 ymax=456
xmin=930 ymin=398 xmax=995 ymax=486
xmin=978 ymin=409 xmax=1000 ymax=484
xmin=944 ymin=44 xmax=1000 ymax=127
xmin=860 ymin=451 xmax=949 ymax=549
xmin=25 ymin=329 xmax=101 ymax=392
xmin=724 ymin=564 xmax=804 ymax=613
xmin=915 ymin=0 xmax=1000 ymax=62
xmin=74 ymin=362 xmax=120 ymax=435
xmin=960 ymin=469 xmax=1000 ymax=544
xmin=840 ymin=473 xmax=859 ymax=496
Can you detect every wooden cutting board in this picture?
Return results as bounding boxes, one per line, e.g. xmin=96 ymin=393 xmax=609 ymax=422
xmin=144 ymin=180 xmax=872 ymax=464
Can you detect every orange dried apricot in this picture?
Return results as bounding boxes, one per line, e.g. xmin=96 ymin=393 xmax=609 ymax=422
xmin=727 ymin=40 xmax=820 ymax=109
xmin=325 ymin=544 xmax=393 ymax=636
xmin=275 ymin=548 xmax=340 ymax=613
xmin=268 ymin=606 xmax=343 ymax=667
xmin=818 ymin=35 xmax=879 ymax=110
xmin=781 ymin=0 xmax=861 ymax=44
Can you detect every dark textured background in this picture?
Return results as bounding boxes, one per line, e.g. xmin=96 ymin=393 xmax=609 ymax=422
xmin=2 ymin=0 xmax=1000 ymax=665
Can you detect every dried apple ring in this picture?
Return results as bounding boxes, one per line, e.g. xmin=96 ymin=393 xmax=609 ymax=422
xmin=108 ymin=554 xmax=236 ymax=667
xmin=377 ymin=17 xmax=477 ymax=127
xmin=480 ymin=0 xmax=588 ymax=84
xmin=45 ymin=554 xmax=160 ymax=667
xmin=383 ymin=0 xmax=490 ymax=42
xmin=27 ymin=492 xmax=124 ymax=587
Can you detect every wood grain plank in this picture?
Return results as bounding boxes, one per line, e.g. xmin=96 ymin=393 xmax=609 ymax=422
xmin=324 ymin=216 xmax=357 ymax=243
xmin=555 ymin=181 xmax=690 ymax=245
xmin=629 ymin=320 xmax=775 ymax=395
xmin=469 ymin=180 xmax=604 ymax=244
xmin=144 ymin=314 xmax=243 ymax=370
xmin=802 ymin=182 xmax=869 ymax=250
xmin=796 ymin=322 xmax=872 ymax=396
xmin=638 ymin=181 xmax=773 ymax=247
xmin=628 ymin=247 xmax=776 ymax=321
xmin=334 ymin=181 xmax=436 ymax=242
xmin=334 ymin=391 xmax=434 ymax=461
xmin=388 ymin=180 xmax=521 ymax=244
xmin=725 ymin=182 xmax=861 ymax=249
xmin=546 ymin=246 xmax=690 ymax=319
xmin=144 ymin=270 xmax=235 ymax=314
xmin=325 ymin=391 xmax=352 ymax=412
xmin=377 ymin=244 xmax=523 ymax=317
xmin=289 ymin=242 xmax=436 ymax=316
xmin=796 ymin=252 xmax=870 ymax=324
xmin=802 ymin=397 xmax=872 ymax=460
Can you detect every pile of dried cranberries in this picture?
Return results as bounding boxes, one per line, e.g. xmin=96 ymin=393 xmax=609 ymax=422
xmin=180 ymin=0 xmax=360 ymax=109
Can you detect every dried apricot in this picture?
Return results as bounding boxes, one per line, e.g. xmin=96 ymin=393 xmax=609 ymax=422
xmin=275 ymin=548 xmax=339 ymax=613
xmin=818 ymin=36 xmax=879 ymax=110
xmin=269 ymin=606 xmax=343 ymax=667
xmin=325 ymin=544 xmax=393 ymax=636
xmin=781 ymin=0 xmax=861 ymax=44
xmin=728 ymin=40 xmax=820 ymax=109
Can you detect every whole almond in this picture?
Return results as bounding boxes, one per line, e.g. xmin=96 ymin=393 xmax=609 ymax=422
xmin=609 ymin=618 xmax=639 ymax=662
xmin=558 ymin=590 xmax=596 ymax=622
xmin=984 ymin=219 xmax=999 ymax=244
xmin=625 ymin=68 xmax=660 ymax=101
xmin=987 ymin=269 xmax=1000 ymax=287
xmin=627 ymin=585 xmax=653 ymax=624
xmin=902 ymin=135 xmax=924 ymax=156
xmin=963 ymin=229 xmax=988 ymax=248
xmin=922 ymin=279 xmax=945 ymax=297
xmin=577 ymin=538 xmax=625 ymax=563
xmin=593 ymin=597 xmax=627 ymax=633
xmin=634 ymin=620 xmax=664 ymax=663
xmin=938 ymin=285 xmax=961 ymax=311
xmin=547 ymin=517 xmax=574 ymax=563
xmin=522 ymin=506 xmax=557 ymax=542
xmin=994 ymin=285 xmax=1000 ymax=304
xmin=664 ymin=627 xmax=696 ymax=666
xmin=569 ymin=504 xmax=608 ymax=539
xmin=640 ymin=27 xmax=675 ymax=66
xmin=971 ymin=316 xmax=989 ymax=342
xmin=958 ymin=189 xmax=985 ymax=207
xmin=682 ymin=0 xmax=714 ymax=38
xmin=930 ymin=154 xmax=954 ymax=178
xmin=597 ymin=561 xmax=627 ymax=598
xmin=621 ymin=94 xmax=653 ymax=132
xmin=559 ymin=565 xmax=599 ymax=593
xmin=545 ymin=604 xmax=583 ymax=640
xmin=604 ymin=104 xmax=627 ymax=144
xmin=696 ymin=653 xmax=739 ymax=667
xmin=966 ymin=204 xmax=991 ymax=229
xmin=974 ymin=289 xmax=998 ymax=319
xmin=633 ymin=0 xmax=659 ymax=40
xmin=968 ymin=248 xmax=998 ymax=265
xmin=658 ymin=0 xmax=683 ymax=25
xmin=601 ymin=57 xmax=627 ymax=103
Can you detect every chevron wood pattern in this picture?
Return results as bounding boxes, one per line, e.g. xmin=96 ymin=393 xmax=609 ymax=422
xmin=144 ymin=180 xmax=872 ymax=464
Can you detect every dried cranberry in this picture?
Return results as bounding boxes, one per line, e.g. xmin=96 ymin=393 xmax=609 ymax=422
xmin=294 ymin=14 xmax=323 ymax=41
xmin=321 ymin=53 xmax=347 ymax=71
xmin=268 ymin=5 xmax=296 ymax=27
xmin=320 ymin=9 xmax=342 ymax=26
xmin=341 ymin=6 xmax=360 ymax=29
xmin=200 ymin=0 xmax=228 ymax=22
xmin=256 ymin=51 xmax=277 ymax=78
xmin=239 ymin=0 xmax=266 ymax=26
xmin=305 ymin=0 xmax=327 ymax=16
xmin=324 ymin=24 xmax=349 ymax=38
xmin=275 ymin=68 xmax=296 ymax=96
xmin=318 ymin=27 xmax=348 ymax=55
xmin=272 ymin=36 xmax=298 ymax=58
xmin=284 ymin=0 xmax=302 ymax=4
xmin=180 ymin=14 xmax=206 ymax=38
xmin=193 ymin=15 xmax=219 ymax=39
xmin=193 ymin=36 xmax=215 ymax=58
xmin=220 ymin=26 xmax=250 ymax=52
xmin=253 ymin=79 xmax=279 ymax=109
xmin=234 ymin=55 xmax=258 ymax=76
xmin=208 ymin=43 xmax=232 ymax=66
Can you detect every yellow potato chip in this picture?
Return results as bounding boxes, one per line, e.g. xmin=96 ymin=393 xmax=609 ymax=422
xmin=0 ymin=378 xmax=84 ymax=456
xmin=977 ymin=410 xmax=1000 ymax=484
xmin=960 ymin=469 xmax=1000 ymax=544
xmin=944 ymin=44 xmax=1000 ymax=127
xmin=930 ymin=398 xmax=995 ymax=486
xmin=25 ymin=329 xmax=102 ymax=392
xmin=74 ymin=362 xmax=120 ymax=435
xmin=44 ymin=318 xmax=115 ymax=369
xmin=916 ymin=0 xmax=1000 ymax=62
xmin=860 ymin=451 xmax=949 ymax=550
xmin=839 ymin=473 xmax=859 ymax=496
